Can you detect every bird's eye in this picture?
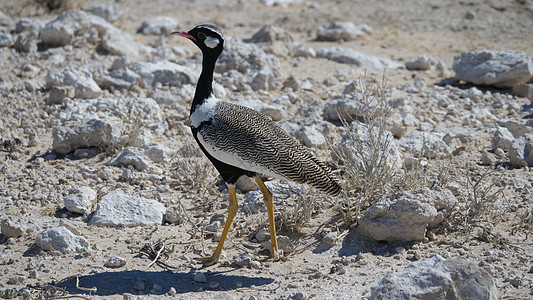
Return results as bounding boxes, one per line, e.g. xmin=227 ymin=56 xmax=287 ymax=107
xmin=197 ymin=32 xmax=206 ymax=39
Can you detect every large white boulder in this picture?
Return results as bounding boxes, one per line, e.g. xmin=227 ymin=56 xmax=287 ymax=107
xmin=369 ymin=255 xmax=498 ymax=300
xmin=52 ymin=119 xmax=123 ymax=155
xmin=89 ymin=190 xmax=166 ymax=227
xmin=453 ymin=50 xmax=533 ymax=88
xmin=36 ymin=227 xmax=90 ymax=253
xmin=357 ymin=189 xmax=439 ymax=242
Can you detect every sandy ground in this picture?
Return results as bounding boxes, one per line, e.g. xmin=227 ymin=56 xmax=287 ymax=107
xmin=1 ymin=0 xmax=532 ymax=299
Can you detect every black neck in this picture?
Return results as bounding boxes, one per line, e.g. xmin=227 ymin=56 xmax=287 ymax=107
xmin=191 ymin=52 xmax=219 ymax=115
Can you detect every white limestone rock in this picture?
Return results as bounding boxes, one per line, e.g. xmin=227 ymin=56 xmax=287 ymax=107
xmin=52 ymin=119 xmax=123 ymax=155
xmin=513 ymin=82 xmax=533 ymax=102
xmin=98 ymin=68 xmax=141 ymax=90
xmin=14 ymin=31 xmax=38 ymax=53
xmin=471 ymin=107 xmax=497 ymax=124
xmin=1 ymin=218 xmax=25 ymax=238
xmin=129 ymin=60 xmax=193 ymax=88
xmin=46 ymin=86 xmax=75 ymax=105
xmin=83 ymin=3 xmax=121 ymax=22
xmin=410 ymin=187 xmax=457 ymax=228
xmin=107 ymin=144 xmax=173 ymax=171
xmin=142 ymin=143 xmax=174 ymax=163
xmin=36 ymin=227 xmax=90 ymax=253
xmin=15 ymin=17 xmax=43 ymax=33
xmin=64 ymin=187 xmax=97 ymax=214
xmin=296 ymin=125 xmax=326 ymax=148
xmin=324 ymin=94 xmax=387 ymax=122
xmin=137 ymin=16 xmax=179 ymax=35
xmin=0 ymin=32 xmax=13 ymax=47
xmin=369 ymin=255 xmax=498 ymax=300
xmin=260 ymin=0 xmax=301 ymax=6
xmin=406 ymin=55 xmax=440 ymax=71
xmin=40 ymin=9 xmax=115 ymax=47
xmin=46 ymin=66 xmax=102 ymax=99
xmin=104 ymin=256 xmax=127 ymax=268
xmin=293 ymin=46 xmax=316 ymax=58
xmin=107 ymin=147 xmax=152 ymax=171
xmin=245 ymin=25 xmax=295 ymax=57
xmin=101 ymin=28 xmax=140 ymax=58
xmin=357 ymin=190 xmax=438 ymax=241
xmin=492 ymin=126 xmax=515 ymax=152
xmin=317 ymin=47 xmax=403 ymax=70
xmin=89 ymin=190 xmax=166 ymax=227
xmin=263 ymin=235 xmax=295 ymax=253
xmin=316 ymin=21 xmax=372 ymax=41
xmin=57 ymin=97 xmax=162 ymax=122
xmin=509 ymin=133 xmax=533 ymax=167
xmin=164 ymin=207 xmax=184 ymax=224
xmin=247 ymin=25 xmax=294 ymax=44
xmin=453 ymin=50 xmax=533 ymax=88
xmin=496 ymin=119 xmax=533 ymax=137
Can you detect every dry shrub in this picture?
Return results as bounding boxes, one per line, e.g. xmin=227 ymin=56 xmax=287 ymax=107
xmin=276 ymin=186 xmax=326 ymax=233
xmin=452 ymin=164 xmax=508 ymax=234
xmin=331 ymin=75 xmax=429 ymax=224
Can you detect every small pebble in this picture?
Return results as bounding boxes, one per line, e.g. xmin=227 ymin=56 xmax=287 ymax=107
xmin=133 ymin=281 xmax=145 ymax=291
xmin=289 ymin=291 xmax=309 ymax=300
xmin=209 ymin=281 xmax=219 ymax=289
xmin=236 ymin=281 xmax=243 ymax=288
xmin=104 ymin=256 xmax=127 ymax=268
xmin=204 ymin=221 xmax=220 ymax=233
xmin=167 ymin=287 xmax=177 ymax=295
xmin=250 ymin=260 xmax=262 ymax=269
xmin=194 ymin=272 xmax=207 ymax=283
xmin=234 ymin=252 xmax=254 ymax=267
xmin=510 ymin=277 xmax=523 ymax=288
xmin=322 ymin=232 xmax=338 ymax=246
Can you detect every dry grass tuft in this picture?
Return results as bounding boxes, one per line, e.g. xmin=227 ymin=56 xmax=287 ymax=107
xmin=450 ymin=164 xmax=508 ymax=235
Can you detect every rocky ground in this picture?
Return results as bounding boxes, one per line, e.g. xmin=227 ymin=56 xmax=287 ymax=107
xmin=1 ymin=0 xmax=532 ymax=299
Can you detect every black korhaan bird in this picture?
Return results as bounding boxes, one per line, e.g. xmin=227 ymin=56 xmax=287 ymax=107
xmin=173 ymin=24 xmax=341 ymax=266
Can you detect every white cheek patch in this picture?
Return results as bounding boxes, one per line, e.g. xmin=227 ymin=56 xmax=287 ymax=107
xmin=204 ymin=36 xmax=220 ymax=48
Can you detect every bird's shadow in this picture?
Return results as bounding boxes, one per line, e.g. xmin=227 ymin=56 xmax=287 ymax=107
xmin=56 ymin=269 xmax=274 ymax=296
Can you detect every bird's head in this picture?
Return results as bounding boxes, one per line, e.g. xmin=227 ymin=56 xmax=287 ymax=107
xmin=173 ymin=24 xmax=224 ymax=55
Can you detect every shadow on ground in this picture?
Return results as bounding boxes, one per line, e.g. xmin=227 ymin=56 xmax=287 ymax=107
xmin=57 ymin=270 xmax=274 ymax=296
xmin=312 ymin=230 xmax=416 ymax=258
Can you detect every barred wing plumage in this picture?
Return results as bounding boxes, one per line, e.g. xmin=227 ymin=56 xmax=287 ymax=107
xmin=196 ymin=101 xmax=341 ymax=196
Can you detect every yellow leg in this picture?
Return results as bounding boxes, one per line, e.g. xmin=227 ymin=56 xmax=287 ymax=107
xmin=196 ymin=184 xmax=238 ymax=266
xmin=255 ymin=176 xmax=280 ymax=261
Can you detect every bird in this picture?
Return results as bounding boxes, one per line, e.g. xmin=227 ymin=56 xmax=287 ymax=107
xmin=173 ymin=24 xmax=341 ymax=266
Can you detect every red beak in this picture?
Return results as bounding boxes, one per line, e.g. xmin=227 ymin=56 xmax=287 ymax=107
xmin=172 ymin=30 xmax=196 ymax=41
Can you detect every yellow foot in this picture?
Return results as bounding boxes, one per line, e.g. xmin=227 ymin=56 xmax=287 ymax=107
xmin=195 ymin=255 xmax=219 ymax=267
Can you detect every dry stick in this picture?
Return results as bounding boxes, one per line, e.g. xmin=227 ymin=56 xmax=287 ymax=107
xmin=146 ymin=240 xmax=167 ymax=269
xmin=75 ymin=276 xmax=97 ymax=294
